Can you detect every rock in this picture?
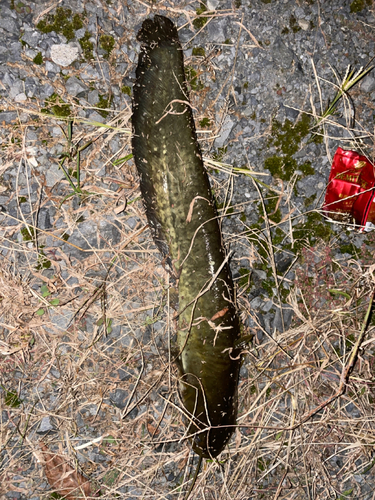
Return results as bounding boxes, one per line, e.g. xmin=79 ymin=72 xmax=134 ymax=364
xmin=50 ymin=368 xmax=61 ymax=379
xmin=45 ymin=60 xmax=60 ymax=73
xmin=262 ymin=300 xmax=274 ymax=312
xmin=253 ymin=269 xmax=267 ymax=280
xmin=14 ymin=93 xmax=27 ymax=102
xmin=50 ymin=44 xmax=79 ymax=67
xmin=214 ymin=116 xmax=235 ymax=148
xmin=250 ymin=296 xmax=263 ymax=309
xmin=52 ymin=127 xmax=63 ymax=136
xmin=0 ymin=16 xmax=17 ymax=34
xmin=297 ymin=19 xmax=309 ymax=31
xmin=99 ymin=219 xmax=121 ymax=246
xmin=25 ymin=77 xmax=39 ymax=98
xmin=361 ymin=74 xmax=375 ymax=93
xmin=75 ymin=28 xmax=86 ymax=39
xmin=345 ymin=402 xmax=361 ymax=418
xmin=0 ymin=46 xmax=8 ymax=63
xmin=263 ymin=312 xmax=273 ymax=333
xmin=2 ymin=71 xmax=15 ymax=87
xmin=0 ymin=112 xmax=17 ymax=124
xmin=48 ymin=309 xmax=74 ymax=332
xmin=88 ymin=111 xmax=106 ymax=123
xmin=207 ymin=0 xmax=220 ymax=8
xmin=9 ymin=80 xmax=23 ymax=99
xmin=87 ymin=89 xmax=99 ymax=105
xmin=40 ymin=83 xmax=55 ymax=99
xmin=126 ymin=217 xmax=138 ymax=230
xmin=45 ymin=164 xmax=65 ymax=187
xmin=118 ymin=369 xmax=131 ymax=381
xmin=109 ymin=137 xmax=120 ymax=154
xmin=272 ymin=37 xmax=295 ymax=69
xmin=275 ymin=252 xmax=293 ymax=273
xmin=66 ymin=221 xmax=98 ymax=258
xmin=38 ymin=208 xmax=52 ymax=230
xmin=281 ymin=104 xmax=299 ymax=119
xmin=96 ymin=61 xmax=111 ymax=83
xmin=10 ymin=42 xmax=22 ymax=61
xmin=65 ymin=76 xmax=88 ymax=97
xmin=80 ymin=65 xmax=100 ymax=81
xmin=273 ymin=305 xmax=293 ymax=332
xmin=207 ymin=18 xmax=226 ymax=42
xmin=110 ymin=388 xmax=129 ymax=409
xmin=37 ymin=416 xmax=55 ymax=434
xmin=22 ymin=30 xmax=41 ymax=49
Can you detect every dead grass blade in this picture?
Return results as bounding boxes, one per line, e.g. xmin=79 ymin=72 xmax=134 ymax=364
xmin=288 ymin=288 xmax=375 ymax=431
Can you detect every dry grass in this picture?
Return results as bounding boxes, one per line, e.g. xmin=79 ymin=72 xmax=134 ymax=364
xmin=1 ymin=3 xmax=375 ymax=500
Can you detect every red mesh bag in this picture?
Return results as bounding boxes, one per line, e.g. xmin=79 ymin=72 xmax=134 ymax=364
xmin=323 ymin=147 xmax=375 ymax=231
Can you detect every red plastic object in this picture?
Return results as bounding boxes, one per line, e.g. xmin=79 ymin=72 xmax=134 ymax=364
xmin=323 ymin=147 xmax=375 ymax=231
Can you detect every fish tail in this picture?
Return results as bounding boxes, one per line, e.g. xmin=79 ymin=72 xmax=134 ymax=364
xmin=184 ymin=454 xmax=203 ymax=500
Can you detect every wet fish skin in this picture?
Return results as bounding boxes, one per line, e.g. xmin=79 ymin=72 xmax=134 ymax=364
xmin=132 ymin=15 xmax=241 ymax=459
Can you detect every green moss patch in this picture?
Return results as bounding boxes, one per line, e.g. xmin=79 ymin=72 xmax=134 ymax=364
xmin=265 ymin=156 xmax=296 ymax=180
xmin=121 ymin=86 xmax=131 ymax=96
xmin=273 ymin=227 xmax=285 ymax=245
xmin=289 ymin=14 xmax=301 ymax=33
xmin=185 ymin=66 xmax=204 ymax=91
xmin=21 ymin=226 xmax=35 ymax=241
xmin=96 ymin=94 xmax=113 ymax=118
xmin=289 ymin=212 xmax=333 ymax=252
xmin=36 ymin=7 xmax=83 ymax=41
xmin=212 ymin=146 xmax=228 ymax=162
xmin=33 ymin=52 xmax=43 ymax=65
xmin=79 ymin=31 xmax=94 ymax=60
xmin=269 ymin=114 xmax=311 ymax=156
xmin=199 ymin=117 xmax=211 ymax=128
xmin=36 ymin=247 xmax=51 ymax=270
xmin=265 ymin=155 xmax=314 ymax=182
xmin=2 ymin=387 xmax=22 ymax=408
xmin=41 ymin=93 xmax=71 ymax=117
xmin=339 ymin=242 xmax=357 ymax=255
xmin=193 ymin=3 xmax=208 ymax=30
xmin=265 ymin=191 xmax=282 ymax=223
xmin=350 ymin=0 xmax=372 ymax=13
xmin=192 ymin=47 xmax=206 ymax=57
xmin=304 ymin=193 xmax=316 ymax=207
xmin=100 ymin=34 xmax=115 ymax=59
xmin=264 ymin=114 xmax=314 ymax=181
xmin=300 ymin=161 xmax=314 ymax=176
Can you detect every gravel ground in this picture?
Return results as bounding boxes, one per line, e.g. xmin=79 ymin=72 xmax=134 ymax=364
xmin=1 ymin=1 xmax=375 ymax=499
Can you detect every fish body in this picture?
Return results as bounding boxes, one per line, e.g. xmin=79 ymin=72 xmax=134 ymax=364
xmin=132 ymin=15 xmax=241 ymax=459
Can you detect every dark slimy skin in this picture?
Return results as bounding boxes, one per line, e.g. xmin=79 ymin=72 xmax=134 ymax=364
xmin=132 ymin=15 xmax=241 ymax=459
